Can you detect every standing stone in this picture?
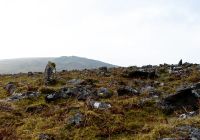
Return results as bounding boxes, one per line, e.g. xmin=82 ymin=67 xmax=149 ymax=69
xmin=44 ymin=61 xmax=56 ymax=85
xmin=178 ymin=59 xmax=183 ymax=66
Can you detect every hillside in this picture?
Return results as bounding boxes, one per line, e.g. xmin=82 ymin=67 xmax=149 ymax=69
xmin=0 ymin=62 xmax=200 ymax=139
xmin=0 ymin=56 xmax=116 ymax=74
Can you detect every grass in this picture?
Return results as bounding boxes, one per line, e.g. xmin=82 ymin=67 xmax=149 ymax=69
xmin=0 ymin=66 xmax=199 ymax=140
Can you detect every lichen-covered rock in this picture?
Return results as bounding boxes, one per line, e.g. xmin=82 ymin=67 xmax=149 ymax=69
xmin=4 ymin=82 xmax=16 ymax=94
xmin=176 ymin=125 xmax=200 ymax=140
xmin=88 ymin=100 xmax=111 ymax=110
xmin=38 ymin=133 xmax=55 ymax=140
xmin=97 ymin=87 xmax=113 ymax=98
xmin=7 ymin=91 xmax=40 ymax=102
xmin=44 ymin=61 xmax=56 ymax=85
xmin=122 ymin=67 xmax=157 ymax=79
xmin=117 ymin=86 xmax=139 ymax=96
xmin=68 ymin=112 xmax=84 ymax=126
xmin=160 ymin=85 xmax=200 ymax=114
xmin=45 ymin=93 xmax=61 ymax=103
xmin=45 ymin=86 xmax=95 ymax=102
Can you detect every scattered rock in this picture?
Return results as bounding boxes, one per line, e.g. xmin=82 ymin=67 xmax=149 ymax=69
xmin=117 ymin=86 xmax=139 ymax=96
xmin=97 ymin=87 xmax=113 ymax=98
xmin=179 ymin=111 xmax=198 ymax=119
xmin=45 ymin=86 xmax=95 ymax=102
xmin=7 ymin=91 xmax=40 ymax=102
xmin=160 ymin=138 xmax=184 ymax=140
xmin=160 ymin=82 xmax=165 ymax=86
xmin=61 ymin=86 xmax=94 ymax=101
xmin=38 ymin=133 xmax=55 ymax=140
xmin=168 ymin=63 xmax=192 ymax=78
xmin=4 ymin=82 xmax=16 ymax=94
xmin=141 ymin=86 xmax=161 ymax=98
xmin=122 ymin=68 xmax=157 ymax=79
xmin=45 ymin=93 xmax=61 ymax=103
xmin=177 ymin=125 xmax=200 ymax=140
xmin=27 ymin=72 xmax=34 ymax=77
xmin=88 ymin=100 xmax=111 ymax=110
xmin=99 ymin=67 xmax=108 ymax=73
xmin=141 ymin=86 xmax=154 ymax=93
xmin=68 ymin=112 xmax=84 ymax=126
xmin=97 ymin=67 xmax=111 ymax=77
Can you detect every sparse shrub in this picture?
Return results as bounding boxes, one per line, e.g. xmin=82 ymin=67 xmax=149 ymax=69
xmin=35 ymin=78 xmax=44 ymax=86
xmin=187 ymin=71 xmax=200 ymax=83
xmin=0 ymin=126 xmax=18 ymax=140
xmin=56 ymin=78 xmax=66 ymax=86
xmin=39 ymin=86 xmax=57 ymax=94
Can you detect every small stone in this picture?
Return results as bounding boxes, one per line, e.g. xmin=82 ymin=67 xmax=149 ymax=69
xmin=28 ymin=72 xmax=34 ymax=77
xmin=45 ymin=93 xmax=61 ymax=103
xmin=68 ymin=112 xmax=84 ymax=126
xmin=7 ymin=91 xmax=40 ymax=102
xmin=38 ymin=133 xmax=54 ymax=140
xmin=89 ymin=100 xmax=111 ymax=110
xmin=97 ymin=87 xmax=113 ymax=98
xmin=4 ymin=82 xmax=16 ymax=94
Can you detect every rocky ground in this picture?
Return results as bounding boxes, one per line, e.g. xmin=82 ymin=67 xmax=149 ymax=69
xmin=0 ymin=62 xmax=200 ymax=140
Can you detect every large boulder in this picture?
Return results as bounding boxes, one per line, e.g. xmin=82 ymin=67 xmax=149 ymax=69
xmin=161 ymin=84 xmax=200 ymax=114
xmin=122 ymin=68 xmax=157 ymax=79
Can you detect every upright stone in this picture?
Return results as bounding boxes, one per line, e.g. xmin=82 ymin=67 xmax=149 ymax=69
xmin=44 ymin=61 xmax=56 ymax=85
xmin=178 ymin=59 xmax=183 ymax=66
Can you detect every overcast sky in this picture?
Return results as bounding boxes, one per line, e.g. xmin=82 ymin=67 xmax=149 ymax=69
xmin=0 ymin=0 xmax=200 ymax=66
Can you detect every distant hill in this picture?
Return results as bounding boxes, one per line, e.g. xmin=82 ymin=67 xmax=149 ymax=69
xmin=0 ymin=56 xmax=116 ymax=74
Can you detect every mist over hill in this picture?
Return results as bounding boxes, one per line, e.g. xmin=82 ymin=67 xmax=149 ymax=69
xmin=0 ymin=56 xmax=116 ymax=74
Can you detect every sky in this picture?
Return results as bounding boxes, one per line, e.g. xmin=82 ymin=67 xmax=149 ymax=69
xmin=0 ymin=0 xmax=200 ymax=66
